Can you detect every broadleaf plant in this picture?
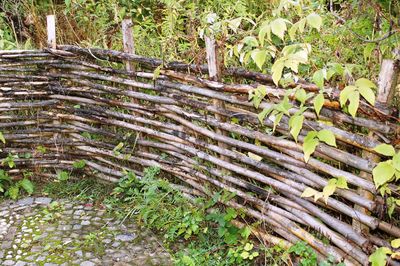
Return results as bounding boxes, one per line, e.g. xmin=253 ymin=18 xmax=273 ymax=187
xmin=339 ymin=78 xmax=376 ymax=117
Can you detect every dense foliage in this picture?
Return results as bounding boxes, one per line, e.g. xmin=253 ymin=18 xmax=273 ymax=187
xmin=1 ymin=0 xmax=400 ymax=265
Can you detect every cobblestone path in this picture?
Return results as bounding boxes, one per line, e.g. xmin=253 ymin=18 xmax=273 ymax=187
xmin=0 ymin=197 xmax=172 ymax=266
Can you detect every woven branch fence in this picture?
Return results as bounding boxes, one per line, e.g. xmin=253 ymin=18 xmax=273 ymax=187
xmin=1 ymin=18 xmax=400 ymax=266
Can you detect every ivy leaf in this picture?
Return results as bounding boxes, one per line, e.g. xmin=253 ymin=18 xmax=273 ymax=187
xmin=303 ymin=136 xmax=319 ymax=163
xmin=306 ymin=13 xmax=322 ymax=31
xmin=312 ymin=70 xmax=325 ymax=88
xmin=271 ymin=59 xmax=285 ymax=86
xmin=19 ymin=179 xmax=34 ymax=194
xmin=0 ymin=132 xmax=5 ymax=144
xmin=369 ymin=247 xmax=392 ymax=266
xmin=336 ymin=176 xmax=348 ymax=189
xmin=313 ymin=93 xmax=324 ymax=116
xmin=289 ymin=114 xmax=304 ymax=142
xmin=372 ymin=161 xmax=396 ymax=188
xmin=347 ymin=90 xmax=360 ymax=118
xmin=373 ymin=144 xmax=396 ymax=157
xmin=270 ymin=18 xmax=288 ymax=40
xmin=251 ymin=49 xmax=267 ymax=70
xmin=301 ymin=187 xmax=318 ymax=198
xmin=317 ymin=129 xmax=336 ymax=147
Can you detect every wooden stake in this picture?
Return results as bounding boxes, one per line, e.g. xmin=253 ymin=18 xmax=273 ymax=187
xmin=46 ymin=15 xmax=56 ymax=49
xmin=205 ymin=35 xmax=230 ymax=164
xmin=353 ymin=58 xmax=399 ymax=233
xmin=121 ymin=18 xmax=147 ymax=152
xmin=46 ymin=14 xmax=60 ymax=152
xmin=377 ymin=59 xmax=399 ymax=107
xmin=122 ymin=18 xmax=136 ymax=73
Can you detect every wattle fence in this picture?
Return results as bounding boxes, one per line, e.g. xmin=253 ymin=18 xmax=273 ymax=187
xmin=1 ymin=18 xmax=400 ymax=266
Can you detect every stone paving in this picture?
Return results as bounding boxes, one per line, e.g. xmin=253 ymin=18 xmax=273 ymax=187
xmin=0 ymin=197 xmax=172 ymax=266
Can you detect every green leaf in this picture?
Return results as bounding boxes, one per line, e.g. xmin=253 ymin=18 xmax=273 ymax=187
xmin=273 ymin=112 xmax=283 ymax=131
xmin=358 ymin=86 xmax=375 ymax=106
xmin=244 ymin=243 xmax=253 ymax=251
xmin=313 ymin=93 xmax=324 ymax=116
xmin=322 ymin=183 xmax=336 ymax=203
xmin=8 ymin=186 xmax=19 ymax=200
xmin=393 ymin=153 xmax=400 ymax=171
xmin=312 ymin=70 xmax=325 ymax=88
xmin=347 ymin=90 xmax=360 ymax=118
xmin=306 ymin=13 xmax=322 ymax=31
xmin=57 ymin=171 xmax=70 ymax=181
xmin=339 ymin=86 xmax=356 ymax=107
xmin=19 ymin=179 xmax=34 ymax=194
xmin=271 ymin=59 xmax=285 ymax=86
xmin=270 ymin=18 xmax=287 ymax=40
xmin=241 ymin=251 xmax=250 ymax=259
xmin=251 ymin=49 xmax=267 ymax=70
xmin=373 ymin=144 xmax=396 ymax=157
xmin=153 ymin=65 xmax=162 ymax=80
xmin=336 ymin=176 xmax=348 ymax=189
xmin=317 ymin=129 xmax=336 ymax=147
xmin=373 ymin=161 xmax=396 ymax=188
xmin=228 ymin=17 xmax=242 ymax=33
xmin=0 ymin=132 xmax=5 ymax=144
xmin=72 ymin=160 xmax=86 ymax=169
xmin=355 ymin=78 xmax=377 ymax=90
xmin=303 ymin=137 xmax=319 ymax=163
xmin=258 ymin=22 xmax=270 ymax=46
xmin=242 ymin=36 xmax=259 ymax=47
xmin=295 ymin=89 xmax=307 ymax=105
xmin=364 ymin=43 xmax=375 ymax=62
xmin=392 ymin=238 xmax=400 ymax=248
xmin=289 ymin=114 xmax=304 ymax=142
xmin=258 ymin=107 xmax=273 ymax=124
xmin=369 ymin=247 xmax=392 ymax=266
xmin=301 ymin=187 xmax=318 ymax=198
xmin=240 ymin=226 xmax=252 ymax=239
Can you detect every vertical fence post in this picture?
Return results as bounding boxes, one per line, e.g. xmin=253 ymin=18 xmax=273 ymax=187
xmin=122 ymin=18 xmax=136 ymax=73
xmin=205 ymin=35 xmax=230 ymax=164
xmin=46 ymin=15 xmax=56 ymax=49
xmin=353 ymin=59 xmax=399 ymax=233
xmin=46 ymin=15 xmax=59 ymax=152
xmin=121 ymin=18 xmax=147 ymax=152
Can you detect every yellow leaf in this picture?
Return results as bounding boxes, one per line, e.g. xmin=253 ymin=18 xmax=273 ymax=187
xmin=248 ymin=152 xmax=263 ymax=162
xmin=301 ymin=187 xmax=318 ymax=198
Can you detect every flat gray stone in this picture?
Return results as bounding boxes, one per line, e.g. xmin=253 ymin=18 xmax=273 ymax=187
xmin=16 ymin=197 xmax=34 ymax=206
xmin=80 ymin=261 xmax=95 ymax=266
xmin=3 ymin=260 xmax=15 ymax=266
xmin=115 ymin=234 xmax=136 ymax=242
xmin=35 ymin=197 xmax=52 ymax=205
